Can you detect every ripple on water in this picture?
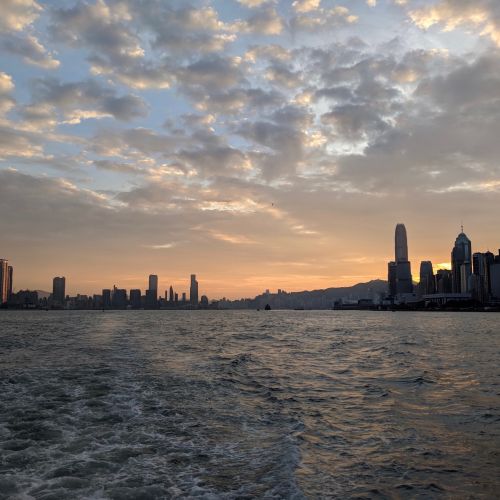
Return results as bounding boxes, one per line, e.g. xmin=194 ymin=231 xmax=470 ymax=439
xmin=0 ymin=310 xmax=499 ymax=498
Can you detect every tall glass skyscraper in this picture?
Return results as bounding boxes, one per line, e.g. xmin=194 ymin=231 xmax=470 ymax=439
xmin=0 ymin=259 xmax=10 ymax=304
xmin=451 ymin=231 xmax=472 ymax=293
xmin=394 ymin=224 xmax=413 ymax=294
xmin=190 ymin=274 xmax=199 ymax=305
xmin=148 ymin=274 xmax=158 ymax=298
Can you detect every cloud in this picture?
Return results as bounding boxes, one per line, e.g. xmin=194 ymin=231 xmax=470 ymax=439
xmin=238 ymin=0 xmax=270 ymax=7
xmin=292 ymin=0 xmax=321 ymax=14
xmin=30 ymin=78 xmax=148 ymax=123
xmin=1 ymin=34 xmax=59 ymax=68
xmin=291 ymin=6 xmax=358 ymax=32
xmin=408 ymin=0 xmax=500 ymax=47
xmin=0 ymin=0 xmax=42 ymax=32
xmin=0 ymin=72 xmax=16 ymax=115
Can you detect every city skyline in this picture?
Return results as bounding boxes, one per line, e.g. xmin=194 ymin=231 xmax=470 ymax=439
xmin=3 ymin=221 xmax=500 ymax=303
xmin=1 ymin=1 xmax=500 ymax=298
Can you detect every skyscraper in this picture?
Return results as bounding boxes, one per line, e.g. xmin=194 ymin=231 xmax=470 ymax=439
xmin=419 ymin=261 xmax=435 ymax=295
xmin=52 ymin=276 xmax=66 ymax=305
xmin=387 ymin=261 xmax=397 ymax=296
xmin=130 ymin=289 xmax=142 ymax=309
xmin=451 ymin=230 xmax=472 ymax=293
xmin=190 ymin=274 xmax=199 ymax=305
xmin=394 ymin=224 xmax=413 ymax=294
xmin=0 ymin=259 xmax=9 ymax=304
xmin=395 ymin=223 xmax=409 ymax=262
xmin=7 ymin=266 xmax=13 ymax=299
xmin=169 ymin=285 xmax=174 ymax=303
xmin=148 ymin=274 xmax=158 ymax=298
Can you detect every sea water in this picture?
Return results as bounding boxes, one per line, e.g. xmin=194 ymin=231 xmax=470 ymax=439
xmin=0 ymin=310 xmax=499 ymax=498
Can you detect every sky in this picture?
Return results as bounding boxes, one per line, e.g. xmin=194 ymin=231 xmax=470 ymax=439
xmin=1 ymin=0 xmax=500 ymax=299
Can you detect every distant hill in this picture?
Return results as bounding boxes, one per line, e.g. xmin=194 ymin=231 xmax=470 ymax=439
xmin=223 ymin=280 xmax=388 ymax=309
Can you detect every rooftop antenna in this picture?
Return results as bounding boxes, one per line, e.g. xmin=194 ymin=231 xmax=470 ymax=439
xmin=461 ymin=221 xmax=464 ymax=233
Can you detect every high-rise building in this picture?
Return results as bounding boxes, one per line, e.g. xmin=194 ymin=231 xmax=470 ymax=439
xmin=387 ymin=261 xmax=397 ymax=296
xmin=169 ymin=285 xmax=174 ymax=303
xmin=395 ymin=223 xmax=409 ymax=262
xmin=190 ymin=274 xmax=199 ymax=305
xmin=451 ymin=230 xmax=472 ymax=293
xmin=102 ymin=289 xmax=111 ymax=308
xmin=491 ymin=255 xmax=500 ymax=299
xmin=148 ymin=274 xmax=158 ymax=298
xmin=145 ymin=289 xmax=158 ymax=309
xmin=472 ymin=252 xmax=492 ymax=303
xmin=0 ymin=259 xmax=9 ymax=304
xmin=7 ymin=266 xmax=13 ymax=299
xmin=112 ymin=288 xmax=128 ymax=309
xmin=394 ymin=224 xmax=413 ymax=294
xmin=52 ymin=276 xmax=66 ymax=305
xmin=436 ymin=269 xmax=452 ymax=293
xmin=130 ymin=289 xmax=142 ymax=309
xmin=182 ymin=292 xmax=187 ymax=303
xmin=419 ymin=261 xmax=435 ymax=295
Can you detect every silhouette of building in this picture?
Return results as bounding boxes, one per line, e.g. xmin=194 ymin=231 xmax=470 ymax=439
xmin=200 ymin=295 xmax=209 ymax=307
xmin=436 ymin=269 xmax=452 ymax=294
xmin=452 ymin=230 xmax=472 ymax=293
xmin=394 ymin=224 xmax=413 ymax=294
xmin=52 ymin=276 xmax=66 ymax=305
xmin=0 ymin=259 xmax=10 ymax=304
xmin=169 ymin=285 xmax=174 ymax=303
xmin=182 ymin=292 xmax=187 ymax=303
xmin=112 ymin=287 xmax=127 ymax=309
xmin=490 ymin=251 xmax=500 ymax=299
xmin=102 ymin=289 xmax=111 ymax=309
xmin=148 ymin=274 xmax=158 ymax=298
xmin=190 ymin=274 xmax=199 ymax=305
xmin=130 ymin=289 xmax=141 ymax=309
xmin=419 ymin=261 xmax=435 ymax=295
xmin=8 ymin=265 xmax=13 ymax=300
xmin=145 ymin=289 xmax=158 ymax=309
xmin=387 ymin=261 xmax=397 ymax=296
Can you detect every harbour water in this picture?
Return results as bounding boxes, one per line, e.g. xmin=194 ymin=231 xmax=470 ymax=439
xmin=0 ymin=310 xmax=499 ymax=498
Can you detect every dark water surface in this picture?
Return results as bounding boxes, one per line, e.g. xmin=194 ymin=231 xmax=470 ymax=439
xmin=0 ymin=310 xmax=499 ymax=499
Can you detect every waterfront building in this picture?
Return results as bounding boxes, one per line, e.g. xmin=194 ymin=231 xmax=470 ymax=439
xmin=145 ymin=289 xmax=158 ymax=309
xmin=394 ymin=224 xmax=413 ymax=295
xmin=102 ymin=289 xmax=111 ymax=308
xmin=200 ymin=295 xmax=209 ymax=307
xmin=436 ymin=269 xmax=453 ymax=294
xmin=8 ymin=266 xmax=13 ymax=299
xmin=0 ymin=259 xmax=10 ymax=304
xmin=387 ymin=261 xmax=397 ymax=296
xmin=148 ymin=274 xmax=158 ymax=298
xmin=419 ymin=261 xmax=435 ymax=295
xmin=112 ymin=288 xmax=127 ymax=309
xmin=174 ymin=292 xmax=178 ymax=303
xmin=182 ymin=292 xmax=187 ymax=303
xmin=451 ymin=230 xmax=472 ymax=293
xmin=52 ymin=276 xmax=66 ymax=305
xmin=190 ymin=274 xmax=199 ymax=305
xmin=169 ymin=285 xmax=174 ymax=303
xmin=130 ymin=289 xmax=142 ymax=309
xmin=491 ymin=253 xmax=500 ymax=299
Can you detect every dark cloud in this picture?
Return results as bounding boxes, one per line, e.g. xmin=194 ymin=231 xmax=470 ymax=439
xmin=30 ymin=78 xmax=148 ymax=122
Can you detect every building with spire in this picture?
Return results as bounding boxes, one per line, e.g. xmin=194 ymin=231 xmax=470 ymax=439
xmin=451 ymin=229 xmax=472 ymax=293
